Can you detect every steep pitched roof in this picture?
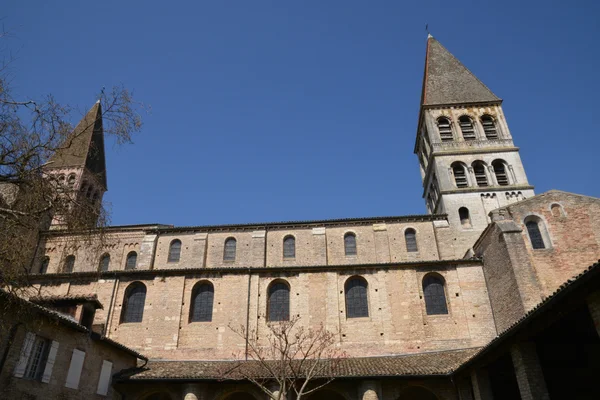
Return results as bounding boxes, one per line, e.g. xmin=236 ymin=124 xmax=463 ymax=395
xmin=47 ymin=102 xmax=107 ymax=188
xmin=421 ymin=35 xmax=501 ymax=106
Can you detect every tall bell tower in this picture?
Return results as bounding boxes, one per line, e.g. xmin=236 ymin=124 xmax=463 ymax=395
xmin=414 ymin=35 xmax=534 ymax=233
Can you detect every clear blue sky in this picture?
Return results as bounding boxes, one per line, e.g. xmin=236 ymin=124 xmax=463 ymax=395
xmin=4 ymin=1 xmax=600 ymax=226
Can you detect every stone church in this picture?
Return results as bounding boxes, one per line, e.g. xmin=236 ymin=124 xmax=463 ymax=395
xmin=4 ymin=36 xmax=600 ymax=400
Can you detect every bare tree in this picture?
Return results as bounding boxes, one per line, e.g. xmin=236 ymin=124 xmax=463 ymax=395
xmin=226 ymin=316 xmax=346 ymax=400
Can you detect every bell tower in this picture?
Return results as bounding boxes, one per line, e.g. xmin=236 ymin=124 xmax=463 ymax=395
xmin=414 ymin=35 xmax=534 ymax=233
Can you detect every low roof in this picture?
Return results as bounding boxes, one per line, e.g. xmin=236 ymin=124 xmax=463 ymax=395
xmin=29 ymin=294 xmax=104 ymax=309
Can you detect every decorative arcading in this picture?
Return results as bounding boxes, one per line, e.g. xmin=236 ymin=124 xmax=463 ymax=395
xmin=431 ymin=138 xmax=514 ymax=151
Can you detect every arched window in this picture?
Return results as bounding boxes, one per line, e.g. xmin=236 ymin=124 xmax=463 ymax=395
xmin=267 ymin=281 xmax=290 ymax=322
xmin=67 ymin=174 xmax=76 ymax=188
xmin=121 ymin=282 xmax=146 ymax=323
xmin=58 ymin=175 xmax=66 ymax=185
xmin=189 ymin=281 xmax=214 ymax=322
xmin=283 ymin=236 xmax=295 ymax=259
xmin=344 ymin=232 xmax=357 ymax=256
xmin=481 ymin=115 xmax=498 ymax=139
xmin=451 ymin=162 xmax=468 ymax=188
xmin=492 ymin=160 xmax=509 ymax=186
xmin=423 ymin=274 xmax=448 ymax=315
xmin=551 ymin=203 xmax=564 ymax=218
xmin=64 ymin=255 xmax=75 ymax=273
xmin=459 ymin=207 xmax=471 ymax=228
xmin=437 ymin=117 xmax=453 ymax=141
xmin=459 ymin=116 xmax=476 ymax=140
xmin=40 ymin=257 xmax=50 ymax=274
xmin=125 ymin=251 xmax=137 ymax=270
xmin=345 ymin=277 xmax=369 ymax=318
xmin=472 ymin=161 xmax=488 ymax=187
xmin=405 ymin=228 xmax=418 ymax=252
xmin=223 ymin=238 xmax=236 ymax=261
xmin=524 ymin=216 xmax=549 ymax=249
xmin=168 ymin=239 xmax=182 ymax=263
xmin=99 ymin=254 xmax=110 ymax=272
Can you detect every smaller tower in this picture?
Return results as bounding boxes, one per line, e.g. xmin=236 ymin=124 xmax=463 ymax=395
xmin=45 ymin=102 xmax=108 ymax=227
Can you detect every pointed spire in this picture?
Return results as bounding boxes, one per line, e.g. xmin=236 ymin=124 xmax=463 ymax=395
xmin=421 ymin=36 xmax=500 ymax=106
xmin=47 ymin=102 xmax=107 ymax=188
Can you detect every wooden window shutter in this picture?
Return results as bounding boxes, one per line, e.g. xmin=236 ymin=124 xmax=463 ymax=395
xmin=13 ymin=332 xmax=35 ymax=378
xmin=41 ymin=341 xmax=60 ymax=383
xmin=65 ymin=349 xmax=86 ymax=389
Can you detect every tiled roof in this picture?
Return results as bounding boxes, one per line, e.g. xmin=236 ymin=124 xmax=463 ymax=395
xmin=117 ymin=348 xmax=479 ymax=381
xmin=29 ymin=294 xmax=104 ymax=309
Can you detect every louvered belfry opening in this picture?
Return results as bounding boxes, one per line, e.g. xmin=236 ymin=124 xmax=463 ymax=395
xmin=459 ymin=116 xmax=476 ymax=140
xmin=472 ymin=162 xmax=488 ymax=187
xmin=452 ymin=163 xmax=468 ymax=188
xmin=481 ymin=115 xmax=498 ymax=139
xmin=492 ymin=160 xmax=509 ymax=186
xmin=437 ymin=117 xmax=453 ymax=141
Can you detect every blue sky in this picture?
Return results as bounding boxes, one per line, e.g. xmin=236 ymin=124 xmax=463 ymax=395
xmin=4 ymin=1 xmax=600 ymax=226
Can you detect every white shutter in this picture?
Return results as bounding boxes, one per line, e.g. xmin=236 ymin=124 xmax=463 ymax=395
xmin=41 ymin=341 xmax=60 ymax=383
xmin=65 ymin=349 xmax=86 ymax=389
xmin=13 ymin=332 xmax=35 ymax=378
xmin=96 ymin=360 xmax=113 ymax=396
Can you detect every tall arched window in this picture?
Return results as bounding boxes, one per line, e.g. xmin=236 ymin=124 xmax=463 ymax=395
xmin=481 ymin=115 xmax=498 ymax=139
xmin=223 ymin=238 xmax=236 ymax=261
xmin=99 ymin=254 xmax=110 ymax=272
xmin=283 ymin=236 xmax=295 ymax=259
xmin=345 ymin=277 xmax=369 ymax=318
xmin=64 ymin=255 xmax=75 ymax=273
xmin=405 ymin=228 xmax=418 ymax=252
xmin=472 ymin=161 xmax=488 ymax=187
xmin=451 ymin=162 xmax=468 ymax=188
xmin=423 ymin=274 xmax=448 ymax=315
xmin=267 ymin=281 xmax=290 ymax=322
xmin=168 ymin=239 xmax=182 ymax=263
xmin=459 ymin=207 xmax=471 ymax=228
xmin=437 ymin=117 xmax=453 ymax=141
xmin=125 ymin=251 xmax=137 ymax=270
xmin=524 ymin=216 xmax=549 ymax=249
xmin=189 ymin=281 xmax=214 ymax=322
xmin=344 ymin=232 xmax=357 ymax=256
xmin=121 ymin=282 xmax=146 ymax=323
xmin=492 ymin=160 xmax=509 ymax=186
xmin=459 ymin=116 xmax=476 ymax=140
xmin=40 ymin=257 xmax=50 ymax=274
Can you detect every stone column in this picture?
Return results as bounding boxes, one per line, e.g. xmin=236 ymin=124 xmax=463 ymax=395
xmin=359 ymin=380 xmax=381 ymax=400
xmin=586 ymin=290 xmax=600 ymax=337
xmin=470 ymin=368 xmax=494 ymax=400
xmin=510 ymin=342 xmax=550 ymax=400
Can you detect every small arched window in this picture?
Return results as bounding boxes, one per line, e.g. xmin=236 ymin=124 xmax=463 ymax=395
xmin=125 ymin=251 xmax=137 ymax=270
xmin=267 ymin=281 xmax=290 ymax=322
xmin=58 ymin=175 xmax=66 ymax=184
xmin=459 ymin=207 xmax=471 ymax=228
xmin=168 ymin=239 xmax=182 ymax=263
xmin=223 ymin=238 xmax=236 ymax=261
xmin=344 ymin=232 xmax=357 ymax=256
xmin=121 ymin=282 xmax=146 ymax=323
xmin=345 ymin=277 xmax=369 ymax=318
xmin=423 ymin=274 xmax=448 ymax=315
xmin=492 ymin=160 xmax=509 ymax=186
xmin=459 ymin=116 xmax=476 ymax=140
xmin=67 ymin=174 xmax=76 ymax=188
xmin=64 ymin=255 xmax=75 ymax=273
xmin=451 ymin=162 xmax=468 ymax=188
xmin=405 ymin=228 xmax=418 ymax=252
xmin=481 ymin=115 xmax=498 ymax=139
xmin=437 ymin=117 xmax=453 ymax=141
xmin=551 ymin=204 xmax=564 ymax=218
xmin=189 ymin=282 xmax=214 ymax=322
xmin=40 ymin=257 xmax=50 ymax=274
xmin=472 ymin=161 xmax=488 ymax=187
xmin=283 ymin=236 xmax=295 ymax=259
xmin=525 ymin=217 xmax=549 ymax=249
xmin=99 ymin=254 xmax=110 ymax=272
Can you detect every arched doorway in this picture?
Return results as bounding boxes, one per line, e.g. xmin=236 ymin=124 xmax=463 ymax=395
xmin=307 ymin=389 xmax=346 ymax=400
xmin=397 ymin=386 xmax=438 ymax=400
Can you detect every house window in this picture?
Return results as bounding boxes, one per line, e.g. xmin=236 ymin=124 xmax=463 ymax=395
xmin=24 ymin=336 xmax=51 ymax=380
xmin=437 ymin=117 xmax=453 ymax=141
xmin=168 ymin=239 xmax=182 ymax=263
xmin=344 ymin=232 xmax=357 ymax=256
xmin=223 ymin=238 xmax=237 ymax=261
xmin=405 ymin=228 xmax=418 ymax=252
xmin=459 ymin=207 xmax=471 ymax=228
xmin=40 ymin=257 xmax=50 ymax=274
xmin=189 ymin=282 xmax=214 ymax=322
xmin=125 ymin=251 xmax=137 ymax=270
xmin=267 ymin=281 xmax=290 ymax=322
xmin=472 ymin=161 xmax=488 ymax=187
xmin=13 ymin=333 xmax=59 ymax=383
xmin=121 ymin=282 xmax=146 ymax=323
xmin=64 ymin=255 xmax=75 ymax=273
xmin=459 ymin=116 xmax=476 ymax=140
xmin=283 ymin=236 xmax=295 ymax=259
xmin=99 ymin=254 xmax=110 ymax=272
xmin=492 ymin=160 xmax=510 ymax=186
xmin=525 ymin=218 xmax=547 ymax=249
xmin=451 ymin=162 xmax=468 ymax=188
xmin=423 ymin=274 xmax=448 ymax=315
xmin=345 ymin=276 xmax=369 ymax=318
xmin=481 ymin=115 xmax=498 ymax=139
